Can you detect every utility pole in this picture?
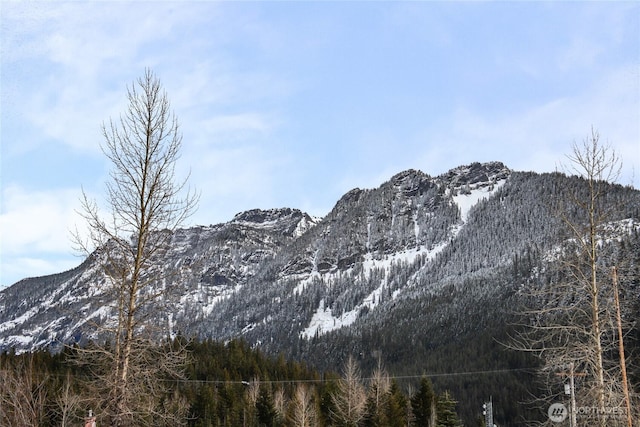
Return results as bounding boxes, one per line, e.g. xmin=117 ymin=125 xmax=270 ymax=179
xmin=557 ymin=363 xmax=585 ymax=427
xmin=483 ymin=397 xmax=495 ymax=427
xmin=569 ymin=362 xmax=577 ymax=427
xmin=612 ymin=266 xmax=633 ymax=427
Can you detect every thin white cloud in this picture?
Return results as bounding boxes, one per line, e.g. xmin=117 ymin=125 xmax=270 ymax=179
xmin=417 ymin=65 xmax=639 ymax=187
xmin=3 ymin=2 xmax=221 ymax=153
xmin=1 ymin=1 xmax=637 ymax=290
xmin=198 ymin=113 xmax=279 ymax=143
xmin=2 ymin=2 xmax=295 ymax=285
xmin=0 ymin=185 xmax=90 ymax=287
xmin=184 ymin=140 xmax=292 ymax=227
xmin=0 ymin=185 xmax=84 ymax=255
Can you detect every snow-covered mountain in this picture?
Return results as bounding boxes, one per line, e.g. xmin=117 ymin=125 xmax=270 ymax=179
xmin=1 ymin=161 xmax=638 ymax=378
xmin=0 ymin=207 xmax=317 ymax=350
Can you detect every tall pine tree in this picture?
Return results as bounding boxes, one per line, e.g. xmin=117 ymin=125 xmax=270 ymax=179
xmin=411 ymin=376 xmax=436 ymax=427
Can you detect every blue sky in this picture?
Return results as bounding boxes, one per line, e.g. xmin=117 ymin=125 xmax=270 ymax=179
xmin=1 ymin=1 xmax=639 ymax=289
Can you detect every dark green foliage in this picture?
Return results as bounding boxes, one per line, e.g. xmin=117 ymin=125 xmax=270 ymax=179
xmin=385 ymin=381 xmax=408 ymax=427
xmin=435 ymin=391 xmax=461 ymax=427
xmin=411 ymin=377 xmax=435 ymax=427
xmin=255 ymin=387 xmax=278 ymax=427
xmin=0 ymin=339 xmax=472 ymax=427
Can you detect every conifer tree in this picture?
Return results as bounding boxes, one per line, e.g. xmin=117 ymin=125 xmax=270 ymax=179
xmin=435 ymin=391 xmax=462 ymax=427
xmin=385 ymin=380 xmax=408 ymax=427
xmin=256 ymin=387 xmax=278 ymax=427
xmin=411 ymin=376 xmax=436 ymax=427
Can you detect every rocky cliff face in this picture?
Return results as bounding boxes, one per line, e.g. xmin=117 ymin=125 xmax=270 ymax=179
xmin=1 ymin=161 xmax=638 ymax=370
xmin=0 ymin=207 xmax=318 ymax=350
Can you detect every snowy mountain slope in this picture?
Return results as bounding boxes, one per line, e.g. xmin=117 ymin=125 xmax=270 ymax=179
xmin=1 ymin=161 xmax=639 ymax=367
xmin=0 ymin=208 xmax=317 ymax=351
xmin=292 ymin=170 xmax=640 ymax=373
xmin=199 ymin=163 xmax=514 ymax=342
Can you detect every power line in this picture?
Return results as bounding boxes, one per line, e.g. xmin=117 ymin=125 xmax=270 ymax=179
xmin=163 ymin=367 xmax=537 ymax=385
xmin=0 ymin=366 xmax=536 ymax=385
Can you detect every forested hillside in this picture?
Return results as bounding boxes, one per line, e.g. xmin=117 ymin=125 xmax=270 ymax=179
xmin=1 ymin=339 xmax=468 ymax=427
xmin=1 ymin=162 xmax=639 ymax=426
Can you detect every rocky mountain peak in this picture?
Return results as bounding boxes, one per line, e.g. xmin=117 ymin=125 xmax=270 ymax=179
xmin=332 ymin=188 xmax=366 ymax=211
xmin=2 ymin=163 xmax=638 ymax=382
xmin=231 ymin=208 xmax=317 ymax=237
xmin=389 ymin=169 xmax=430 ymax=185
xmin=437 ymin=161 xmax=510 ymax=189
xmin=388 ymin=169 xmax=434 ymax=197
xmin=232 ymin=208 xmax=300 ymax=224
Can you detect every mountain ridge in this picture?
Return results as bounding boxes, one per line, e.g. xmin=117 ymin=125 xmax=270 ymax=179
xmin=1 ymin=161 xmax=510 ymax=350
xmin=3 ymin=160 xmax=640 ymax=425
xmin=1 ymin=159 xmax=638 ymax=359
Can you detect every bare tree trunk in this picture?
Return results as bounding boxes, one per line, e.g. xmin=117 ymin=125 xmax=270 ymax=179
xmin=567 ymin=130 xmax=619 ymax=427
xmin=588 ymin=198 xmax=606 ymax=425
xmin=73 ymin=68 xmax=198 ymax=427
xmin=612 ymin=266 xmax=633 ymax=427
xmin=509 ymin=129 xmax=633 ymax=426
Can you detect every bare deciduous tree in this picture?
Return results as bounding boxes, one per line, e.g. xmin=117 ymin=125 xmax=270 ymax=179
xmin=0 ymin=356 xmax=49 ymax=426
xmin=331 ymin=356 xmax=367 ymax=427
xmin=73 ymin=68 xmax=198 ymax=427
xmin=273 ymin=386 xmax=287 ymax=420
xmin=512 ymin=129 xmax=637 ymax=426
xmin=367 ymin=357 xmax=391 ymax=423
xmin=288 ymin=384 xmax=318 ymax=427
xmin=56 ymin=372 xmax=87 ymax=427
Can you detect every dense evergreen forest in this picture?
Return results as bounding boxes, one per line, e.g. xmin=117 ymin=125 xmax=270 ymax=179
xmin=1 ymin=339 xmax=471 ymax=427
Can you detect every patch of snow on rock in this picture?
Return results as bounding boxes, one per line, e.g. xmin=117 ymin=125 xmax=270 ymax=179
xmin=453 ymin=179 xmax=506 ymax=223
